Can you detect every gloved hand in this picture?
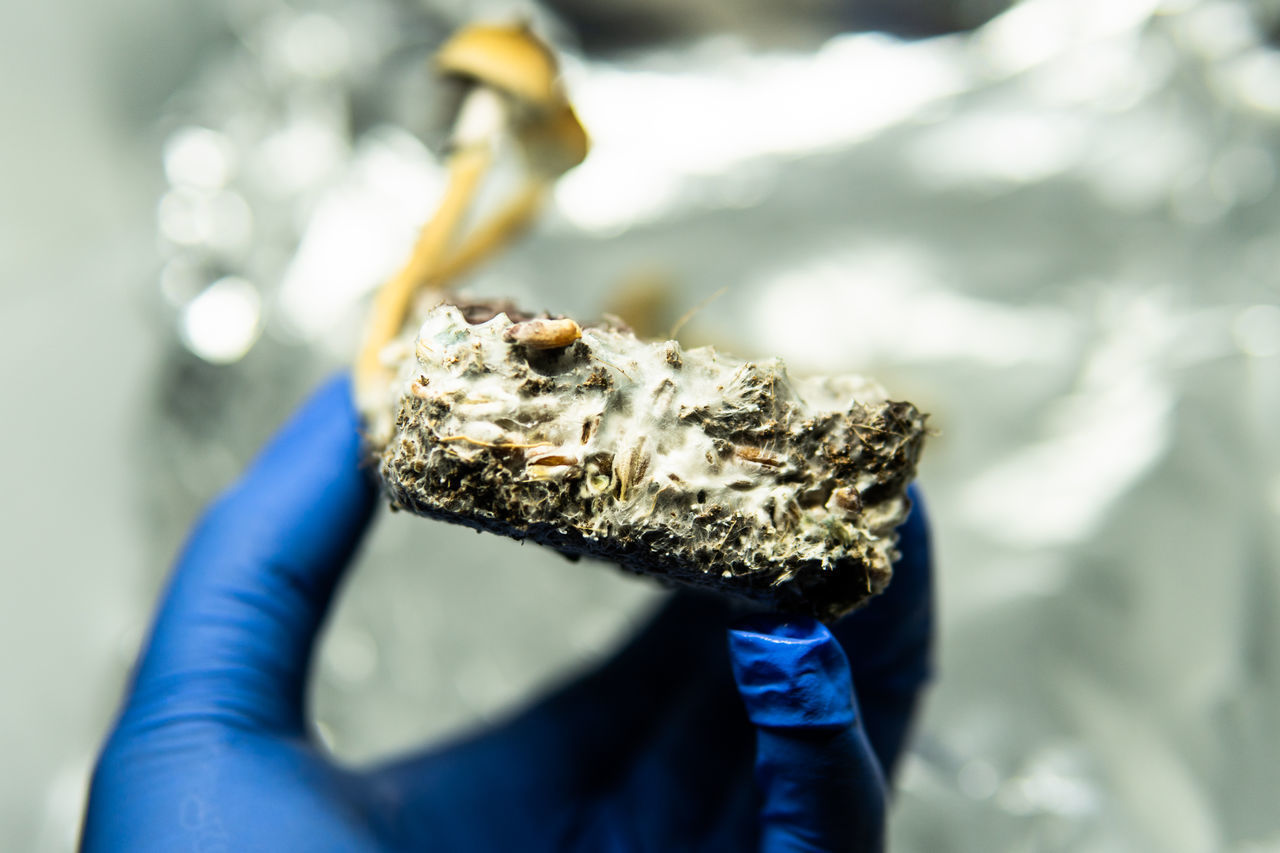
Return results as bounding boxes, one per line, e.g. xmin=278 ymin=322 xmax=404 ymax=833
xmin=82 ymin=376 xmax=932 ymax=853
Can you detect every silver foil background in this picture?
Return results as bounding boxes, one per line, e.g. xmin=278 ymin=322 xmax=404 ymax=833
xmin=4 ymin=0 xmax=1280 ymax=849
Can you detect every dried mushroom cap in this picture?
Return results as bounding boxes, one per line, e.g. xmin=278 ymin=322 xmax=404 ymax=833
xmin=436 ymin=23 xmax=563 ymax=110
xmin=519 ymin=102 xmax=589 ymax=175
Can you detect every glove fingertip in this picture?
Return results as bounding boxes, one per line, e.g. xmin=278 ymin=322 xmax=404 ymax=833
xmin=728 ymin=615 xmax=856 ymax=730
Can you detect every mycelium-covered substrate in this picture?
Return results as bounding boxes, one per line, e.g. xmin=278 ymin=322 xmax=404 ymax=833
xmin=368 ymin=301 xmax=926 ymax=622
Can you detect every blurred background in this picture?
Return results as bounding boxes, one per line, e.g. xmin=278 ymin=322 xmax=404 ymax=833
xmin=5 ymin=0 xmax=1280 ymax=849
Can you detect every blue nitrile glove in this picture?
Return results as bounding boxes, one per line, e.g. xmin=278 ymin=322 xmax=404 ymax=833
xmin=82 ymin=376 xmax=932 ymax=853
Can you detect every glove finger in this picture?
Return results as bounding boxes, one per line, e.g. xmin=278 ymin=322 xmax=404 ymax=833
xmin=831 ymin=483 xmax=933 ymax=780
xmin=730 ymin=615 xmax=886 ymax=853
xmin=124 ymin=375 xmax=377 ymax=734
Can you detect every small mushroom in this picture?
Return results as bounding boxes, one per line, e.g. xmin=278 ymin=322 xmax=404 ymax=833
xmin=356 ymin=22 xmax=589 ymax=439
xmin=428 ymin=31 xmax=588 ymax=285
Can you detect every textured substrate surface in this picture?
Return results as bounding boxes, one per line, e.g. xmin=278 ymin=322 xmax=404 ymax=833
xmin=371 ymin=301 xmax=926 ymax=621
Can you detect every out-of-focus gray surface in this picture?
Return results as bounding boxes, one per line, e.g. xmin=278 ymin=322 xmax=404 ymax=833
xmin=1 ymin=4 xmax=178 ymax=848
xmin=5 ymin=0 xmax=1280 ymax=851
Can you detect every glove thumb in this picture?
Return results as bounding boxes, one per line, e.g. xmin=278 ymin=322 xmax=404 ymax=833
xmin=729 ymin=615 xmax=886 ymax=853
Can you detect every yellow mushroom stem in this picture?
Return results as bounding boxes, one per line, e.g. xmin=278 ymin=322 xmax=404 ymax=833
xmin=425 ymin=100 xmax=586 ymax=288
xmin=429 ymin=180 xmax=547 ymax=285
xmin=354 ymin=142 xmax=491 ymax=404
